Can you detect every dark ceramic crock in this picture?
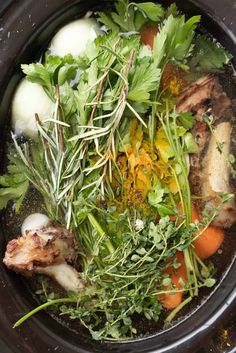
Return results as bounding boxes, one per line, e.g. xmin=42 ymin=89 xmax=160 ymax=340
xmin=0 ymin=1 xmax=236 ymax=352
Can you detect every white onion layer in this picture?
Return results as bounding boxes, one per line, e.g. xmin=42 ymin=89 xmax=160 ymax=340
xmin=12 ymin=79 xmax=54 ymax=139
xmin=50 ymin=18 xmax=101 ymax=58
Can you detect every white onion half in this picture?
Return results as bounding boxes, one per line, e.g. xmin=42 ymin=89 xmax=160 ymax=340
xmin=50 ymin=18 xmax=101 ymax=58
xmin=12 ymin=78 xmax=54 ymax=139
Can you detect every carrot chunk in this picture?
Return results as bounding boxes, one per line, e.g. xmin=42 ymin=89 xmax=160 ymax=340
xmin=158 ymin=251 xmax=186 ymax=309
xmin=192 ymin=207 xmax=224 ymax=260
xmin=140 ymin=27 xmax=159 ymax=49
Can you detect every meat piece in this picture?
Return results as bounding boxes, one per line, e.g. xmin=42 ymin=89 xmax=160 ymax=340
xmin=177 ymin=75 xmax=231 ymax=121
xmin=3 ymin=226 xmax=84 ymax=292
xmin=177 ymin=75 xmax=236 ymax=228
xmin=189 ymin=121 xmax=210 ymax=196
xmin=4 ymin=231 xmax=60 ymax=273
xmin=177 ymin=75 xmax=232 ymax=193
xmin=3 ymin=226 xmax=76 ymax=272
xmin=202 ymin=122 xmax=236 ymax=228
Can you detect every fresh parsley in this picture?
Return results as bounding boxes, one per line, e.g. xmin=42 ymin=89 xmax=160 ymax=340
xmin=98 ymin=0 xmax=164 ymax=32
xmin=190 ymin=35 xmax=233 ymax=70
xmin=153 ymin=14 xmax=201 ymax=67
xmin=0 ymin=153 xmax=29 ymax=212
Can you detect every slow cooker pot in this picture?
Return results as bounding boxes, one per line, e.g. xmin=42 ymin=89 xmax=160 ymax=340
xmin=0 ymin=1 xmax=236 ymax=352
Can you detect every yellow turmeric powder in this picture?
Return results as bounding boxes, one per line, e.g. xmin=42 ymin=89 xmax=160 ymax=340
xmin=161 ymin=63 xmax=187 ymax=96
xmin=111 ymin=119 xmax=178 ymax=214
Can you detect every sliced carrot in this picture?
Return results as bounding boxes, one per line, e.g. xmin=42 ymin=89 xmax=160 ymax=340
xmin=158 ymin=251 xmax=186 ymax=309
xmin=194 ymin=227 xmax=224 ymax=260
xmin=192 ymin=207 xmax=224 ymax=260
xmin=139 ymin=26 xmax=159 ymax=49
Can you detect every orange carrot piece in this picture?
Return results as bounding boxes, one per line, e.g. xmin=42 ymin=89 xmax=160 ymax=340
xmin=158 ymin=252 xmax=186 ymax=309
xmin=192 ymin=207 xmax=224 ymax=260
xmin=139 ymin=27 xmax=159 ymax=49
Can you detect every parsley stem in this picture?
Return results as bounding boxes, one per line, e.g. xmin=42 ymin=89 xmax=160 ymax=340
xmin=194 ymin=253 xmax=210 ymax=273
xmin=165 ymin=296 xmax=192 ymax=323
xmin=88 ymin=212 xmax=114 ymax=254
xmin=13 ymin=298 xmax=78 ymax=328
xmin=184 ymin=249 xmax=194 ymax=297
xmin=189 ymin=248 xmax=199 ymax=296
xmin=150 ymin=105 xmax=157 ymax=152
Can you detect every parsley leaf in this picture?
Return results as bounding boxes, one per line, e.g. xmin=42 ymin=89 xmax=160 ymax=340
xmin=60 ymin=82 xmax=77 ymax=121
xmin=22 ymin=54 xmax=79 ymax=100
xmin=22 ymin=63 xmax=54 ymax=99
xmin=98 ymin=0 xmax=135 ymax=32
xmin=111 ymin=0 xmax=135 ymax=32
xmin=148 ymin=182 xmax=166 ymax=207
xmin=128 ymin=57 xmax=161 ymax=102
xmin=153 ymin=14 xmax=201 ymax=67
xmin=190 ymin=35 xmax=232 ymax=70
xmin=131 ymin=2 xmax=164 ymax=22
xmin=0 ymin=154 xmax=29 ymax=212
xmin=165 ymin=3 xmax=180 ymax=18
xmin=178 ymin=112 xmax=196 ymax=129
xmin=97 ymin=12 xmax=119 ymax=32
xmin=98 ymin=1 xmax=164 ymax=32
xmin=148 ymin=182 xmax=176 ymax=217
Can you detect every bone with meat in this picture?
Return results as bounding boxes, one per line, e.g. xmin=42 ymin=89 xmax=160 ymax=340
xmin=36 ymin=263 xmax=83 ymax=293
xmin=177 ymin=75 xmax=236 ymax=228
xmin=3 ymin=221 xmax=84 ymax=293
xmin=177 ymin=75 xmax=231 ymax=121
xmin=202 ymin=122 xmax=236 ymax=228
